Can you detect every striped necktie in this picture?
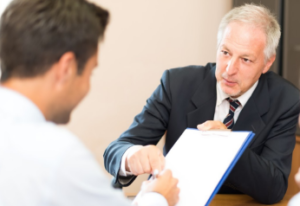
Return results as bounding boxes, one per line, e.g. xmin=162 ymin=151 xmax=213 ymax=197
xmin=223 ymin=97 xmax=241 ymax=129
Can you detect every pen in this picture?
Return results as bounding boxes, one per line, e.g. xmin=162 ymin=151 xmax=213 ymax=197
xmin=132 ymin=169 xmax=160 ymax=206
xmin=152 ymin=169 xmax=159 ymax=179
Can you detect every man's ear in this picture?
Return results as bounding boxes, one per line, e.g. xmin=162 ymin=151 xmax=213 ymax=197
xmin=262 ymin=55 xmax=276 ymax=74
xmin=53 ymin=52 xmax=77 ymax=86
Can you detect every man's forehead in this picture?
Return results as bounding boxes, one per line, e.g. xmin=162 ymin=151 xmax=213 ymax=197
xmin=224 ymin=22 xmax=267 ymax=42
xmin=220 ymin=22 xmax=266 ymax=56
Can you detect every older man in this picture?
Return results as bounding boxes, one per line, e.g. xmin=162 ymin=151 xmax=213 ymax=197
xmin=104 ymin=4 xmax=300 ymax=204
xmin=0 ymin=0 xmax=180 ymax=205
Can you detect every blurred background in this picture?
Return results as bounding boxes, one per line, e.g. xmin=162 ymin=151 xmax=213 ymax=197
xmin=0 ymin=0 xmax=299 ymax=196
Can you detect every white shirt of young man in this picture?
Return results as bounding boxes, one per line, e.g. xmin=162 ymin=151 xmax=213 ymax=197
xmin=0 ymin=87 xmax=167 ymax=206
xmin=119 ymin=81 xmax=258 ymax=176
xmin=289 ymin=192 xmax=300 ymax=206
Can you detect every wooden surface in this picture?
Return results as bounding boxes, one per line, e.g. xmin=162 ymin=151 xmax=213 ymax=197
xmin=209 ymin=194 xmax=292 ymax=206
xmin=127 ymin=194 xmax=293 ymax=205
xmin=285 ymin=136 xmax=300 ymax=197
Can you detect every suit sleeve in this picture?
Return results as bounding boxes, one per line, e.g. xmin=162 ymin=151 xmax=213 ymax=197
xmin=226 ymin=99 xmax=300 ymax=204
xmin=103 ymin=70 xmax=172 ymax=187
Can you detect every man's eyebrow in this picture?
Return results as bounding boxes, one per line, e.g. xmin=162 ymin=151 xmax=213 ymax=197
xmin=240 ymin=54 xmax=255 ymax=58
xmin=220 ymin=45 xmax=230 ymax=51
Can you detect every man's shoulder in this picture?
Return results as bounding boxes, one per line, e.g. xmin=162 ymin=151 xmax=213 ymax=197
xmin=261 ymin=71 xmax=300 ymax=111
xmin=263 ymin=71 xmax=300 ymax=98
xmin=160 ymin=63 xmax=216 ymax=90
xmin=167 ymin=63 xmax=215 ymax=80
xmin=36 ymin=122 xmax=79 ymax=145
xmin=3 ymin=121 xmax=87 ymax=159
xmin=39 ymin=122 xmax=90 ymax=156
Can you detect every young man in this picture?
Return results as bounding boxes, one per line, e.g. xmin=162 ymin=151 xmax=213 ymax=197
xmin=104 ymin=4 xmax=300 ymax=204
xmin=0 ymin=0 xmax=179 ymax=205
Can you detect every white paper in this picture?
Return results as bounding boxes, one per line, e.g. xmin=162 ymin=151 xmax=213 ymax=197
xmin=165 ymin=129 xmax=251 ymax=206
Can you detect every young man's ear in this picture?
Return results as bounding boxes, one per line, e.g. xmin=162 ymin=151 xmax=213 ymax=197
xmin=262 ymin=55 xmax=276 ymax=74
xmin=53 ymin=52 xmax=77 ymax=86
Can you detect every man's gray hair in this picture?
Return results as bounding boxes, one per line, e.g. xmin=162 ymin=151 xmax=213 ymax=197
xmin=217 ymin=4 xmax=281 ymax=61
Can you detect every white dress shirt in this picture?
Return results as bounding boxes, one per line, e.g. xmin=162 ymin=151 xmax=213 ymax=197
xmin=288 ymin=192 xmax=300 ymax=206
xmin=0 ymin=87 xmax=167 ymax=206
xmin=119 ymin=81 xmax=258 ymax=176
xmin=213 ymin=81 xmax=258 ymax=122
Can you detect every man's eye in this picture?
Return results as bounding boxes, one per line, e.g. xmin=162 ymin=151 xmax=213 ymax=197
xmin=243 ymin=58 xmax=251 ymax=63
xmin=221 ymin=50 xmax=229 ymax=55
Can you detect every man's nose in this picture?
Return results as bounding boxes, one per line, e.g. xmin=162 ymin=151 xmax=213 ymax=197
xmin=226 ymin=58 xmax=238 ymax=75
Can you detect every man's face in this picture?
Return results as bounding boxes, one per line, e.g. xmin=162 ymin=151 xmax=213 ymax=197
xmin=215 ymin=22 xmax=273 ymax=98
xmin=53 ymin=51 xmax=98 ymax=124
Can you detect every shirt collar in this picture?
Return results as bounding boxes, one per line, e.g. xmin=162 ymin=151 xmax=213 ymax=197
xmin=216 ymin=80 xmax=259 ymax=107
xmin=0 ymin=86 xmax=45 ymax=123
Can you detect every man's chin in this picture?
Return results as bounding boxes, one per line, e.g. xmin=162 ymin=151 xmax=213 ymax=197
xmin=221 ymin=86 xmax=241 ymax=98
xmin=51 ymin=113 xmax=71 ymax=125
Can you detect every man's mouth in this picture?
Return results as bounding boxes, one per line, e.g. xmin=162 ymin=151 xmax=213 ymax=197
xmin=222 ymin=78 xmax=237 ymax=86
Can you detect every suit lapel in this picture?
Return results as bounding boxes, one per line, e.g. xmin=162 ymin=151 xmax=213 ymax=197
xmin=233 ymin=74 xmax=269 ymax=147
xmin=187 ymin=66 xmax=217 ymax=128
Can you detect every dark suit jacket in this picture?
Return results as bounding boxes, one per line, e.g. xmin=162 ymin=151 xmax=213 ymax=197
xmin=104 ymin=63 xmax=300 ymax=204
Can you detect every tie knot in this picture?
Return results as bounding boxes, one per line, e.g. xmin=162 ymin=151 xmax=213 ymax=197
xmin=226 ymin=97 xmax=241 ymax=111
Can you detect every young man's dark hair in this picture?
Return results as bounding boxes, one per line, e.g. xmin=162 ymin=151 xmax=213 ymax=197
xmin=0 ymin=0 xmax=109 ymax=82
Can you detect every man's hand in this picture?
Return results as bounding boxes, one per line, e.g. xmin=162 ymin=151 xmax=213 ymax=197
xmin=197 ymin=120 xmax=228 ymax=131
xmin=141 ymin=170 xmax=180 ymax=206
xmin=125 ymin=145 xmax=165 ymax=176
